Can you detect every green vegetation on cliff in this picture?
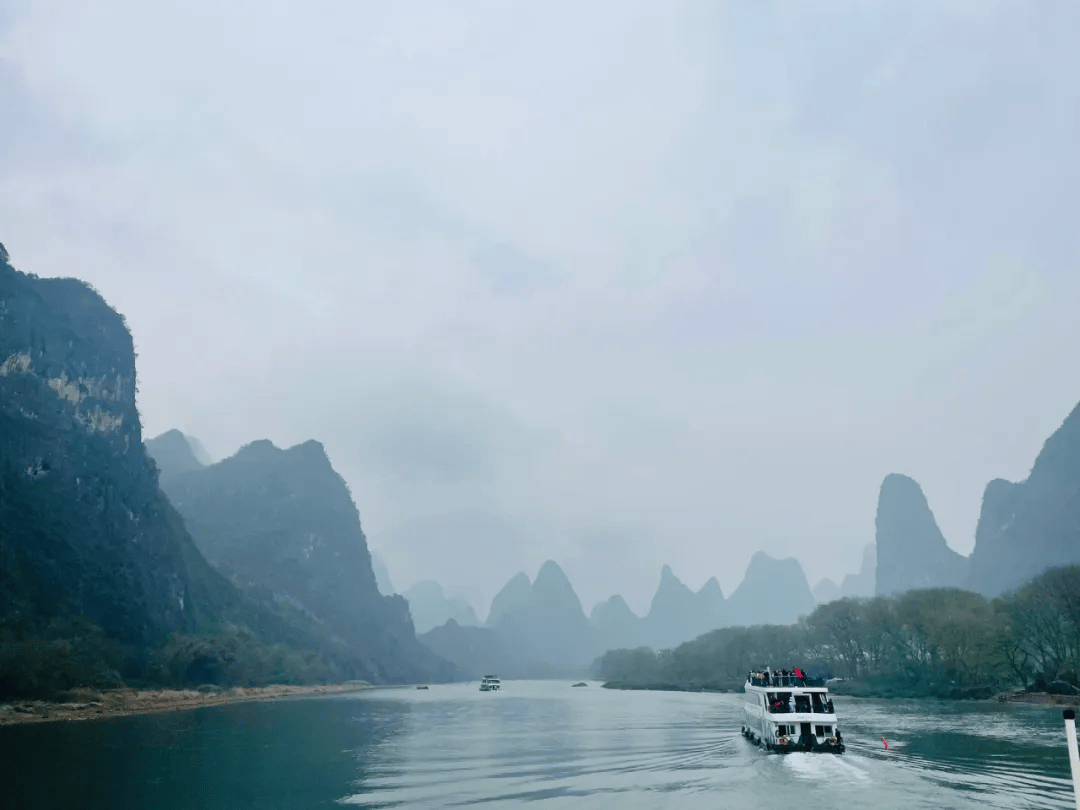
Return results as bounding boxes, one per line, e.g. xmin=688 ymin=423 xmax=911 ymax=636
xmin=0 ymin=245 xmax=241 ymax=661
xmin=0 ymin=244 xmax=450 ymax=699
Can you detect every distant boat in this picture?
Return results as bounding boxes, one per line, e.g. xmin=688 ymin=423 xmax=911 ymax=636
xmin=416 ymin=685 xmax=429 ymax=690
xmin=480 ymin=675 xmax=501 ymax=692
xmin=741 ymin=669 xmax=845 ymax=754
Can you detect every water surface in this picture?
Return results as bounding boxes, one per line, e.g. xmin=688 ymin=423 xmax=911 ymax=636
xmin=1 ymin=680 xmax=1073 ymax=809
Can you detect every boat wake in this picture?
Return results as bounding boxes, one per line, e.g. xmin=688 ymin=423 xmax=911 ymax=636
xmin=783 ymin=752 xmax=872 ymax=785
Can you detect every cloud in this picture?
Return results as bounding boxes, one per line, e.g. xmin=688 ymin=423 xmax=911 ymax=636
xmin=2 ymin=0 xmax=1080 ymax=610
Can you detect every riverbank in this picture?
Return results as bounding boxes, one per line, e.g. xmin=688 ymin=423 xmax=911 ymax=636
xmin=601 ymin=681 xmax=735 ymax=693
xmin=0 ymin=682 xmax=377 ymax=726
xmin=997 ymin=691 xmax=1080 ymax=707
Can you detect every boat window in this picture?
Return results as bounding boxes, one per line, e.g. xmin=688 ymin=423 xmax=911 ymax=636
xmin=815 ymin=725 xmax=827 ymax=736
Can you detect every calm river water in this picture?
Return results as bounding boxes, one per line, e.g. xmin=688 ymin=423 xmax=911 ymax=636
xmin=1 ymin=680 xmax=1074 ymax=809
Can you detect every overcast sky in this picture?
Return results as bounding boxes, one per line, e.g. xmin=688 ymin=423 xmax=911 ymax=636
xmin=2 ymin=1 xmax=1079 ymax=617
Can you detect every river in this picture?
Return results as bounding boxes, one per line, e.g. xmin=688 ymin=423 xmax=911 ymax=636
xmin=1 ymin=680 xmax=1073 ymax=809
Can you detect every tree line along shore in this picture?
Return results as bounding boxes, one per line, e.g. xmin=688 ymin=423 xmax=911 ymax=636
xmin=596 ymin=564 xmax=1080 ymax=702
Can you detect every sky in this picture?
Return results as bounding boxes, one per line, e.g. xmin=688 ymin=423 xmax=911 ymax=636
xmin=2 ymin=0 xmax=1079 ymax=618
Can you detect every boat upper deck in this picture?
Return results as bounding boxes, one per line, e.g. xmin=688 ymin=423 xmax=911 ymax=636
xmin=745 ymin=672 xmax=827 ymax=691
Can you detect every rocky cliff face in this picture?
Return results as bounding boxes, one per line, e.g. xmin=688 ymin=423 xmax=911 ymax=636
xmin=488 ymin=561 xmax=595 ymax=668
xmin=874 ymin=474 xmax=968 ymax=596
xmin=967 ymin=402 xmax=1080 ymax=595
xmin=726 ymin=552 xmax=816 ymax=626
xmin=839 ymin=543 xmax=876 ymax=598
xmin=486 ymin=571 xmax=531 ymax=626
xmin=590 ymin=594 xmax=641 ymax=653
xmin=370 ymin=552 xmax=396 ymax=596
xmin=0 ymin=246 xmax=235 ymax=645
xmin=403 ymin=580 xmax=479 ymax=634
xmin=696 ymin=576 xmax=727 ymax=633
xmin=641 ymin=565 xmax=698 ymax=649
xmin=158 ymin=438 xmax=452 ymax=683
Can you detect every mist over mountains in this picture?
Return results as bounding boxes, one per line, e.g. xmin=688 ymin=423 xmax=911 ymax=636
xmin=1 ymin=246 xmax=448 ymax=692
xmin=813 ymin=544 xmax=875 ymax=604
xmin=401 ymin=581 xmax=479 ymax=634
xmin=149 ymin=435 xmax=450 ymax=683
xmin=3 ymin=238 xmax=1079 ymax=694
xmin=388 ymin=395 xmax=1080 ymax=679
xmin=145 ymin=400 xmax=1080 ymax=682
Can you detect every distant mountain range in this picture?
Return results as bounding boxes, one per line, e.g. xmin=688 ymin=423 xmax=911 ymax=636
xmin=5 ymin=235 xmax=1078 ymax=692
xmin=410 ymin=552 xmax=820 ymax=678
xmin=873 ymin=400 xmax=1080 ymax=598
xmin=401 ymin=581 xmax=479 ymax=634
xmin=406 ymin=393 xmax=1080 ymax=677
xmin=813 ymin=544 xmax=875 ymax=603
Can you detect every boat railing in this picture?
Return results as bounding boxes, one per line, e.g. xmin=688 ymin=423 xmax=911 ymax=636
xmin=747 ymin=674 xmax=826 ymax=688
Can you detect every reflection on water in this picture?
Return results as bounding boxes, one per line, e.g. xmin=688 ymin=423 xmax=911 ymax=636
xmin=2 ymin=696 xmax=407 ymax=809
xmin=0 ymin=681 xmax=1074 ymax=809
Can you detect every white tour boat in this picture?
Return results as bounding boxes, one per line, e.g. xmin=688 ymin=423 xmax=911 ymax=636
xmin=741 ymin=669 xmax=845 ymax=753
xmin=479 ymin=675 xmax=501 ymax=692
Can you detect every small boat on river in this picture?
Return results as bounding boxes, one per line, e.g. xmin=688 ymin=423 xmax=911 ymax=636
xmin=479 ymin=675 xmax=501 ymax=692
xmin=741 ymin=668 xmax=845 ymax=753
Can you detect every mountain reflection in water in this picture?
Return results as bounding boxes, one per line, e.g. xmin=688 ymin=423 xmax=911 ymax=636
xmin=1 ymin=681 xmax=1073 ymax=809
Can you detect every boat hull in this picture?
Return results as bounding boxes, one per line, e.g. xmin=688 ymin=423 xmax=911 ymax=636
xmin=740 ymin=726 xmax=845 ymax=754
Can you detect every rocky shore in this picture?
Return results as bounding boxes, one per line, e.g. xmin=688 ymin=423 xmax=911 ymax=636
xmin=0 ymin=682 xmax=375 ymax=726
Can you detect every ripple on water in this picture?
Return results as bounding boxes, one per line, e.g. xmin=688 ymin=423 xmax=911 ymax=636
xmin=6 ymin=683 xmax=1067 ymax=809
xmin=334 ymin=684 xmax=1076 ymax=810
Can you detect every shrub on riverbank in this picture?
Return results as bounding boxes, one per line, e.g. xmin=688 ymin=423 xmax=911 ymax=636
xmin=150 ymin=625 xmax=337 ymax=688
xmin=0 ymin=618 xmax=125 ymax=699
xmin=0 ymin=618 xmax=338 ymax=700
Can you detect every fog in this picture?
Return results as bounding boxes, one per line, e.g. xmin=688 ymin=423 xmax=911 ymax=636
xmin=2 ymin=1 xmax=1079 ymax=615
